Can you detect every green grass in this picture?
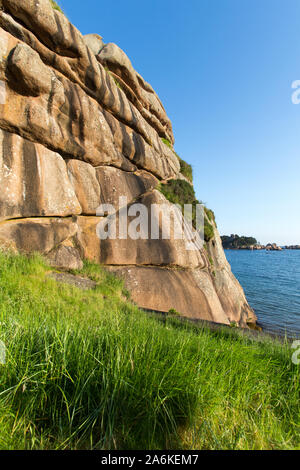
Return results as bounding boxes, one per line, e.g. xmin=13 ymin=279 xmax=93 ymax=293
xmin=168 ymin=308 xmax=181 ymax=317
xmin=50 ymin=0 xmax=63 ymax=14
xmin=161 ymin=137 xmax=173 ymax=149
xmin=0 ymin=250 xmax=299 ymax=450
xmin=174 ymin=152 xmax=193 ymax=183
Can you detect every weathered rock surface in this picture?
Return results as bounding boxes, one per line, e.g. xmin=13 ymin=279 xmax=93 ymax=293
xmin=96 ymin=167 xmax=158 ymax=208
xmin=46 ymin=244 xmax=83 ymax=270
xmin=83 ymin=34 xmax=104 ymax=56
xmin=206 ymin=224 xmax=257 ymax=326
xmin=0 ymin=26 xmax=178 ymax=179
xmin=0 ymin=217 xmax=77 ymax=253
xmin=0 ymin=0 xmax=256 ymax=328
xmin=74 ymin=190 xmax=205 ymax=268
xmin=0 ymin=129 xmax=81 ymax=220
xmin=67 ymin=160 xmax=101 ymax=215
xmin=47 ymin=272 xmax=97 ymax=290
xmin=97 ymin=42 xmax=174 ymax=144
xmin=0 ymin=4 xmax=179 ymax=178
xmin=107 ymin=266 xmax=230 ymax=324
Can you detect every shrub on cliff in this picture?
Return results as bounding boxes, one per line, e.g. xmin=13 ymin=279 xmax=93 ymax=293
xmin=174 ymin=152 xmax=193 ymax=183
xmin=159 ymin=179 xmax=215 ymax=242
xmin=159 ymin=179 xmax=197 ymax=206
xmin=179 ymin=158 xmax=193 ymax=183
xmin=160 ymin=139 xmax=193 ymax=183
xmin=205 ymin=207 xmax=216 ymax=224
xmin=50 ymin=0 xmax=63 ymax=14
xmin=204 ymin=218 xmax=214 ymax=242
xmin=161 ymin=137 xmax=172 ymax=149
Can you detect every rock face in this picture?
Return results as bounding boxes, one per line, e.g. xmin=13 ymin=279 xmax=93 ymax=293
xmin=0 ymin=129 xmax=81 ymax=220
xmin=0 ymin=0 xmax=256 ymax=327
xmin=206 ymin=227 xmax=257 ymax=327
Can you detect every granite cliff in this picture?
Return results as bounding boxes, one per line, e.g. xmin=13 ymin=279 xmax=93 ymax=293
xmin=0 ymin=0 xmax=257 ymax=327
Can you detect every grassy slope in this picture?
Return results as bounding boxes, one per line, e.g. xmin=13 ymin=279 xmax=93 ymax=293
xmin=0 ymin=251 xmax=299 ymax=450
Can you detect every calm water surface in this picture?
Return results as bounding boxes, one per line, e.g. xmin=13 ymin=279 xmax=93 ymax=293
xmin=225 ymin=250 xmax=300 ymax=338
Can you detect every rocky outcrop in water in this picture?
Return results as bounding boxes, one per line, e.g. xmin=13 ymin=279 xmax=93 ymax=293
xmin=0 ymin=0 xmax=256 ymax=327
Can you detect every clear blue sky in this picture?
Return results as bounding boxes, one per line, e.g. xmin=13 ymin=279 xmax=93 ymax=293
xmin=59 ymin=0 xmax=300 ymax=245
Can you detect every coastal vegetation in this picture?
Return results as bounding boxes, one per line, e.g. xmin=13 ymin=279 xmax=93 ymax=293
xmin=161 ymin=138 xmax=193 ymax=182
xmin=0 ymin=250 xmax=299 ymax=450
xmin=159 ymin=180 xmax=215 ymax=242
xmin=161 ymin=137 xmax=172 ymax=149
xmin=221 ymin=234 xmax=258 ymax=249
xmin=159 ymin=179 xmax=197 ymax=207
xmin=175 ymin=152 xmax=193 ymax=183
xmin=50 ymin=0 xmax=63 ymax=13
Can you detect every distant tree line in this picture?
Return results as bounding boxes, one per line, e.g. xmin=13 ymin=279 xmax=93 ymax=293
xmin=221 ymin=234 xmax=257 ymax=249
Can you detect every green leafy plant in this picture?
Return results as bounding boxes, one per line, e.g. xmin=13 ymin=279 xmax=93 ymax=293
xmin=205 ymin=207 xmax=216 ymax=224
xmin=159 ymin=179 xmax=215 ymax=242
xmin=173 ymin=152 xmax=193 ymax=183
xmin=50 ymin=0 xmax=63 ymax=13
xmin=168 ymin=308 xmax=181 ymax=317
xmin=204 ymin=218 xmax=214 ymax=242
xmin=161 ymin=137 xmax=172 ymax=149
xmin=179 ymin=159 xmax=193 ymax=182
xmin=161 ymin=139 xmax=193 ymax=183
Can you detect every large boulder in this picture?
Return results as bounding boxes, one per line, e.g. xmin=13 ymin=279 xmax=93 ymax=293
xmin=1 ymin=37 xmax=128 ymax=168
xmin=75 ymin=190 xmax=205 ymax=268
xmin=98 ymin=43 xmax=143 ymax=103
xmin=96 ymin=167 xmax=158 ymax=208
xmin=108 ymin=265 xmax=230 ymax=324
xmin=2 ymin=0 xmax=86 ymax=58
xmin=0 ymin=13 xmax=175 ymax=158
xmin=46 ymin=244 xmax=83 ymax=270
xmin=67 ymin=159 xmax=101 ymax=215
xmin=0 ymin=28 xmax=178 ymax=179
xmin=0 ymin=217 xmax=78 ymax=253
xmin=8 ymin=42 xmax=52 ymax=96
xmin=206 ymin=224 xmax=257 ymax=326
xmin=83 ymin=34 xmax=104 ymax=56
xmin=98 ymin=42 xmax=174 ymax=143
xmin=0 ymin=129 xmax=81 ymax=221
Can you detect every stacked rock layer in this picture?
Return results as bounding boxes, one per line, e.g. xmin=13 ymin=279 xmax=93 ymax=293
xmin=0 ymin=0 xmax=256 ymax=327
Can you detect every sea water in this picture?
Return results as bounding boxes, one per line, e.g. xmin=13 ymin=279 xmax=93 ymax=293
xmin=225 ymin=249 xmax=300 ymax=338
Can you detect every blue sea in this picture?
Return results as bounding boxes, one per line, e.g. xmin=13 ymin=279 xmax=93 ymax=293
xmin=225 ymin=250 xmax=300 ymax=338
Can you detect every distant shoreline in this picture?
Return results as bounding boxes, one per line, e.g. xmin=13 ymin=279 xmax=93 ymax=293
xmin=225 ymin=246 xmax=300 ymax=251
xmin=221 ymin=235 xmax=300 ymax=251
